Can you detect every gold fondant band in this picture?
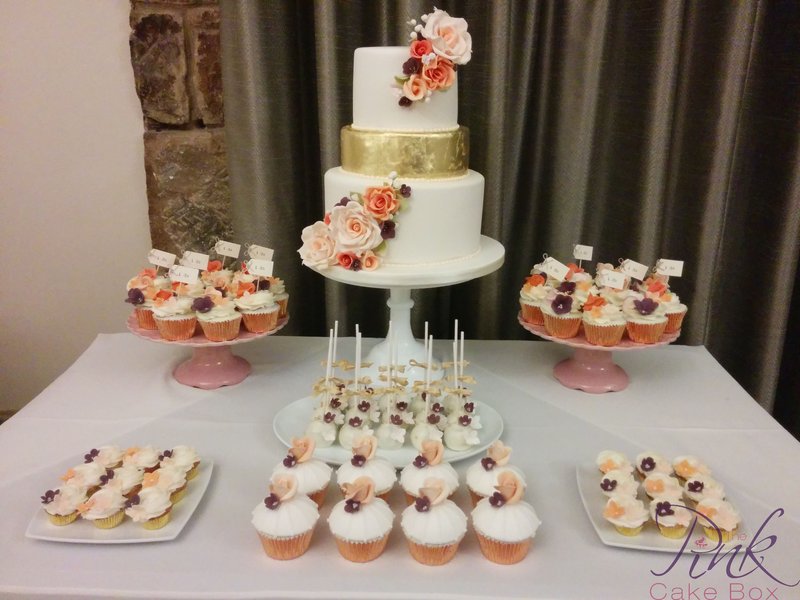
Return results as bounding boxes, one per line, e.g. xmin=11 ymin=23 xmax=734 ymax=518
xmin=341 ymin=126 xmax=469 ymax=178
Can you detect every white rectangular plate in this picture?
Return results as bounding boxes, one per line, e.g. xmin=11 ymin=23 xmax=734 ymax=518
xmin=576 ymin=464 xmax=746 ymax=553
xmin=25 ymin=460 xmax=214 ymax=544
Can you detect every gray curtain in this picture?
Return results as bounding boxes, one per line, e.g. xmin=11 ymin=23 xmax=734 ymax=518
xmin=219 ymin=0 xmax=800 ymax=429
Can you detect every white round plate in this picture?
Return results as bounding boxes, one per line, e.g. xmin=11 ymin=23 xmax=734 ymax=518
xmin=273 ymin=396 xmax=504 ymax=468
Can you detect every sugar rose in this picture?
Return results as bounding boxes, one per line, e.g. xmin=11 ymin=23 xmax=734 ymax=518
xmin=363 ymin=186 xmax=399 ymax=221
xmin=422 ymin=58 xmax=456 ymax=91
xmin=298 ymin=221 xmax=337 ymax=269
xmin=403 ymin=74 xmax=428 ymax=101
xmin=421 ymin=9 xmax=472 ymax=65
xmin=328 ymin=201 xmax=383 ymax=254
xmin=361 ymin=250 xmax=380 ymax=271
xmin=410 ymin=39 xmax=433 ymax=59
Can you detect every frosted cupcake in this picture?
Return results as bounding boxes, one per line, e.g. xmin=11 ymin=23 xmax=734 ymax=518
xmin=328 ymin=477 xmax=394 ymax=563
xmin=401 ymin=478 xmax=467 ymax=566
xmin=193 ymin=288 xmax=241 ymax=342
xmin=684 ymin=474 xmax=725 ymax=503
xmin=602 ymin=495 xmax=649 ymax=536
xmin=125 ymin=268 xmax=160 ymax=329
xmin=234 ymin=289 xmax=279 ymax=333
xmin=336 ymin=435 xmax=396 ymax=500
xmin=661 ymin=292 xmax=687 ymax=334
xmin=146 ymin=467 xmax=188 ymax=504
xmin=519 ymin=273 xmax=548 ymax=326
xmin=252 ymin=474 xmax=319 ymax=560
xmin=650 ymin=498 xmax=693 ymax=538
xmin=696 ymin=498 xmax=741 ymax=543
xmin=400 ymin=440 xmax=459 ymax=505
xmin=672 ymin=455 xmax=711 ymax=482
xmin=472 ymin=472 xmax=541 ymax=564
xmin=600 ymin=469 xmax=639 ymax=498
xmin=60 ymin=461 xmax=106 ymax=494
xmin=125 ymin=485 xmax=173 ymax=530
xmin=152 ymin=295 xmax=196 ymax=341
xmin=159 ymin=446 xmax=201 ymax=480
xmin=40 ymin=487 xmax=87 ymax=526
xmin=466 ymin=441 xmax=527 ymax=506
xmin=622 ymin=294 xmax=667 ymax=344
xmin=83 ymin=445 xmax=124 ymax=470
xmin=643 ymin=473 xmax=684 ymax=501
xmin=78 ymin=480 xmax=127 ymax=529
xmin=541 ymin=293 xmax=582 ymax=339
xmin=267 ymin=276 xmax=289 ymax=319
xmin=114 ymin=464 xmax=145 ymax=498
xmin=122 ymin=446 xmax=161 ymax=473
xmin=635 ymin=451 xmax=673 ymax=478
xmin=596 ymin=450 xmax=633 ymax=475
xmin=271 ymin=437 xmax=332 ymax=508
xmin=582 ymin=295 xmax=626 ymax=346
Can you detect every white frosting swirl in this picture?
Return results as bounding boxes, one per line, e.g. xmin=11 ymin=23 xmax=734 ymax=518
xmin=268 ymin=278 xmax=286 ymax=295
xmin=233 ymin=290 xmax=276 ymax=312
xmin=622 ymin=293 xmax=667 ymax=324
xmin=64 ymin=462 xmax=106 ymax=489
xmin=401 ymin=499 xmax=467 ymax=545
xmin=596 ymin=451 xmax=633 ymax=474
xmin=583 ymin=303 xmax=625 ymax=326
xmin=673 ymin=455 xmax=711 ymax=480
xmin=599 ymin=469 xmax=639 ymax=498
xmin=271 ymin=459 xmax=332 ymax=496
xmin=643 ymin=473 xmax=684 ymax=500
xmin=80 ymin=484 xmax=126 ymax=520
xmin=684 ymin=474 xmax=725 ymax=502
xmin=114 ymin=465 xmax=144 ymax=494
xmin=635 ymin=451 xmax=673 ymax=477
xmin=152 ymin=296 xmax=194 ymax=319
xmin=152 ymin=465 xmax=186 ymax=493
xmin=327 ymin=497 xmax=394 ymax=542
xmin=471 ymin=497 xmax=541 ymax=542
xmin=89 ymin=446 xmax=124 ymax=469
xmin=123 ymin=446 xmax=161 ymax=470
xmin=696 ymin=498 xmax=741 ymax=532
xmin=125 ymin=486 xmax=172 ymax=523
xmin=196 ymin=300 xmax=239 ymax=323
xmin=650 ymin=497 xmax=693 ymax=528
xmin=251 ymin=494 xmax=319 ymax=538
xmin=160 ymin=446 xmax=200 ymax=472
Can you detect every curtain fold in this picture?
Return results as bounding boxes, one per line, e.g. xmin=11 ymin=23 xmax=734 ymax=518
xmin=220 ymin=0 xmax=800 ymax=429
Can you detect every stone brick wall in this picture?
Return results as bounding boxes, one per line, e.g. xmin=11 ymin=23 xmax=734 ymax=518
xmin=129 ymin=0 xmax=232 ymax=255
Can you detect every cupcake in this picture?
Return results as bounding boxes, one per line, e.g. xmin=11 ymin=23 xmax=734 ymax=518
xmin=684 ymin=474 xmax=725 ymax=503
xmin=159 ymin=446 xmax=201 ymax=480
xmin=267 ymin=276 xmax=289 ymax=319
xmin=643 ymin=473 xmax=684 ymax=500
xmin=400 ymin=440 xmax=459 ymax=505
xmin=146 ymin=467 xmax=188 ymax=504
xmin=635 ymin=451 xmax=673 ymax=478
xmin=661 ymin=292 xmax=687 ymax=334
xmin=672 ymin=455 xmax=711 ymax=482
xmin=83 ymin=446 xmax=124 ymax=470
xmin=581 ymin=294 xmax=626 ymax=346
xmin=696 ymin=498 xmax=741 ymax=543
xmin=124 ymin=485 xmax=173 ymax=530
xmin=40 ymin=487 xmax=87 ymax=526
xmin=193 ymin=288 xmax=241 ymax=342
xmin=401 ymin=478 xmax=467 ymax=565
xmin=328 ymin=476 xmax=394 ymax=563
xmin=602 ymin=495 xmax=649 ymax=536
xmin=519 ymin=273 xmax=548 ymax=326
xmin=271 ymin=437 xmax=332 ymax=508
xmin=252 ymin=474 xmax=319 ymax=559
xmin=622 ymin=294 xmax=667 ymax=344
xmin=122 ymin=446 xmax=161 ymax=473
xmin=466 ymin=441 xmax=527 ymax=506
xmin=125 ymin=268 xmax=161 ymax=330
xmin=599 ymin=469 xmax=639 ymax=498
xmin=541 ymin=293 xmax=582 ymax=338
xmin=336 ymin=435 xmax=396 ymax=501
xmin=650 ymin=498 xmax=693 ymax=538
xmin=152 ymin=295 xmax=197 ymax=341
xmin=472 ymin=472 xmax=541 ymax=564
xmin=77 ymin=480 xmax=127 ymax=529
xmin=596 ymin=450 xmax=633 ymax=475
xmin=114 ymin=464 xmax=145 ymax=498
xmin=234 ymin=289 xmax=279 ymax=333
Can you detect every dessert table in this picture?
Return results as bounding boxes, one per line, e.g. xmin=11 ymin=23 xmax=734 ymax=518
xmin=1 ymin=334 xmax=799 ymax=600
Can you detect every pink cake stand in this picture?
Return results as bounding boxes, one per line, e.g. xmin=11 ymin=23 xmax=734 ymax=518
xmin=518 ymin=314 xmax=679 ymax=394
xmin=127 ymin=314 xmax=288 ymax=389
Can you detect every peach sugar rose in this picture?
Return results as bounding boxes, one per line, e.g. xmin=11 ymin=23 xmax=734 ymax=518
xmin=363 ymin=186 xmax=399 ymax=221
xmin=421 ymin=9 xmax=472 ymax=65
xmin=422 ymin=58 xmax=456 ymax=91
xmin=327 ymin=201 xmax=383 ymax=255
xmin=298 ymin=221 xmax=336 ymax=269
xmin=403 ymin=74 xmax=428 ymax=102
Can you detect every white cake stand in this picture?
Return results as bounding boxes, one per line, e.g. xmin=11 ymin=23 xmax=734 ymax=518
xmin=308 ymin=235 xmax=504 ymax=382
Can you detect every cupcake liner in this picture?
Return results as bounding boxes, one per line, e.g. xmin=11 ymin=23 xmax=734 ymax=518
xmin=542 ymin=313 xmax=581 ymax=339
xmin=520 ymin=302 xmax=544 ymax=326
xmin=665 ymin=309 xmax=687 ymax=334
xmin=134 ymin=308 xmax=157 ymax=330
xmin=47 ymin=511 xmax=79 ymax=526
xmin=142 ymin=509 xmax=172 ymax=530
xmin=703 ymin=526 xmax=736 ymax=544
xmin=407 ymin=539 xmax=461 ymax=566
xmin=626 ymin=320 xmax=667 ymax=344
xmin=334 ymin=534 xmax=389 ymax=563
xmin=258 ymin=529 xmax=314 ymax=560
xmin=170 ymin=484 xmax=187 ymax=504
xmin=468 ymin=488 xmax=485 ymax=507
xmin=185 ymin=462 xmax=200 ymax=481
xmin=404 ymin=492 xmax=417 ymax=506
xmin=277 ymin=297 xmax=289 ymax=319
xmin=308 ymin=487 xmax=327 ymax=508
xmin=154 ymin=316 xmax=197 ymax=341
xmin=90 ymin=510 xmax=125 ymax=529
xmin=658 ymin=524 xmax=688 ymax=539
xmin=583 ymin=322 xmax=626 ymax=346
xmin=613 ymin=524 xmax=644 ymax=537
xmin=241 ymin=310 xmax=279 ymax=333
xmin=475 ymin=533 xmax=532 ymax=564
xmin=199 ymin=316 xmax=242 ymax=342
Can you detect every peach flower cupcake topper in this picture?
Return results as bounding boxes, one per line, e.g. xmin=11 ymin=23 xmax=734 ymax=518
xmin=343 ymin=476 xmax=376 ymax=505
xmin=289 ymin=437 xmax=316 ymax=464
xmin=494 ymin=472 xmax=525 ymax=505
xmin=142 ymin=472 xmax=160 ymax=488
xmin=270 ymin=475 xmax=298 ymax=503
xmin=352 ymin=435 xmax=377 ymax=461
xmin=418 ymin=478 xmax=448 ymax=506
xmin=486 ymin=441 xmax=512 ymax=467
xmin=420 ymin=439 xmax=445 ymax=466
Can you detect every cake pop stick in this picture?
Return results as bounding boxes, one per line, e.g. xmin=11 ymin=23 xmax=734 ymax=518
xmin=355 ymin=325 xmax=361 ymax=391
xmin=460 ymin=331 xmax=465 ymax=394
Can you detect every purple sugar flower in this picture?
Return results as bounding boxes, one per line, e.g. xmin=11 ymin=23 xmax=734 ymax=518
xmin=84 ymin=448 xmax=100 ymax=463
xmin=349 ymin=416 xmax=363 ymax=427
xmin=600 ymin=478 xmax=617 ymax=492
xmin=125 ymin=494 xmax=140 ymax=509
xmin=463 ymin=402 xmax=475 ymax=413
xmin=192 ymin=296 xmax=214 ymax=313
xmin=264 ymin=493 xmax=280 ymax=510
xmin=481 ymin=457 xmax=496 ymax=471
xmin=557 ymin=281 xmax=576 ymax=294
xmin=390 ymin=414 xmax=404 ymax=426
xmin=427 ymin=413 xmax=440 ymax=425
xmin=282 ymin=453 xmax=297 ymax=468
xmin=125 ymin=288 xmax=145 ymax=305
xmin=395 ymin=401 xmax=408 ymax=411
xmin=398 ymin=97 xmax=412 ymax=107
xmin=551 ymin=294 xmax=573 ymax=315
xmin=633 ymin=298 xmax=658 ymax=316
xmin=640 ymin=457 xmax=656 ymax=472
xmin=323 ymin=412 xmax=336 ymax=424
xmin=413 ymin=455 xmax=428 ymax=469
xmin=381 ymin=221 xmax=396 ymax=240
xmin=399 ymin=184 xmax=412 ymax=198
xmin=357 ymin=400 xmax=371 ymax=413
xmin=336 ymin=196 xmax=349 ymax=207
xmin=655 ymin=501 xmax=675 ymax=517
xmin=351 ymin=454 xmax=366 ymax=467
xmin=40 ymin=490 xmax=57 ymax=504
xmin=350 ymin=258 xmax=362 ymax=272
xmin=489 ymin=492 xmax=506 ymax=507
xmin=458 ymin=414 xmax=472 ymax=426
xmin=402 ymin=57 xmax=421 ymax=75
xmin=258 ymin=279 xmax=271 ymax=290
xmin=687 ymin=480 xmax=704 ymax=493
xmin=344 ymin=499 xmax=361 ymax=513
xmin=414 ymin=496 xmax=431 ymax=512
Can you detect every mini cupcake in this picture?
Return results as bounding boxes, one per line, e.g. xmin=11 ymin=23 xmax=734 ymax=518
xmin=271 ymin=437 xmax=332 ymax=508
xmin=122 ymin=446 xmax=161 ymax=473
xmin=77 ymin=480 xmax=127 ymax=529
xmin=466 ymin=441 xmax=527 ymax=506
xmin=114 ymin=464 xmax=145 ymax=498
xmin=336 ymin=435 xmax=396 ymax=500
xmin=684 ymin=474 xmax=725 ymax=504
xmin=623 ymin=294 xmax=667 ymax=344
xmin=267 ymin=276 xmax=289 ymax=319
xmin=124 ymin=485 xmax=173 ymax=530
xmin=582 ymin=294 xmax=626 ymax=346
xmin=643 ymin=473 xmax=684 ymax=500
xmin=401 ymin=478 xmax=467 ymax=565
xmin=542 ymin=293 xmax=582 ymax=339
xmin=252 ymin=474 xmax=319 ymax=559
xmin=472 ymin=472 xmax=541 ymax=564
xmin=193 ymin=288 xmax=241 ymax=342
xmin=159 ymin=446 xmax=201 ymax=481
xmin=145 ymin=467 xmax=188 ymax=504
xmin=599 ymin=469 xmax=639 ymax=498
xmin=151 ymin=294 xmax=197 ymax=341
xmin=83 ymin=446 xmax=124 ymax=470
xmin=400 ymin=440 xmax=459 ymax=505
xmin=328 ymin=476 xmax=394 ymax=563
xmin=650 ymin=497 xmax=693 ymax=538
xmin=60 ymin=461 xmax=106 ymax=494
xmin=519 ymin=273 xmax=548 ymax=326
xmin=234 ymin=289 xmax=279 ymax=333
xmin=40 ymin=487 xmax=87 ymax=526
xmin=596 ymin=450 xmax=634 ymax=475
xmin=696 ymin=498 xmax=741 ymax=543
xmin=672 ymin=455 xmax=711 ymax=482
xmin=602 ymin=495 xmax=649 ymax=536
xmin=635 ymin=451 xmax=673 ymax=478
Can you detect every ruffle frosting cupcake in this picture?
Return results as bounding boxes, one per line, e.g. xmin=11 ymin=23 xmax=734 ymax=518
xmin=336 ymin=435 xmax=396 ymax=500
xmin=328 ymin=476 xmax=394 ymax=562
xmin=599 ymin=469 xmax=639 ymax=498
xmin=684 ymin=474 xmax=725 ymax=504
xmin=77 ymin=481 xmax=127 ymax=529
xmin=635 ymin=451 xmax=673 ymax=478
xmin=159 ymin=446 xmax=201 ymax=481
xmin=401 ymin=478 xmax=467 ymax=565
xmin=596 ymin=450 xmax=633 ymax=475
xmin=252 ymin=474 xmax=319 ymax=559
xmin=271 ymin=437 xmax=332 ymax=508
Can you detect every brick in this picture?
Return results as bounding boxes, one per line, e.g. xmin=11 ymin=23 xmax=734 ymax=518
xmin=187 ymin=6 xmax=224 ymax=125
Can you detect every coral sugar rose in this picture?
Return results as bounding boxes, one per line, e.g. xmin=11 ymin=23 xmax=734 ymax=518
xmin=363 ymin=186 xmax=399 ymax=221
xmin=410 ymin=39 xmax=433 ymax=59
xmin=422 ymin=58 xmax=456 ymax=91
xmin=328 ymin=201 xmax=383 ymax=254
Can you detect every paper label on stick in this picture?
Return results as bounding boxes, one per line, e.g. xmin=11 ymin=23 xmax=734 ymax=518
xmin=573 ymin=244 xmax=594 ymax=261
xmin=180 ymin=251 xmax=210 ymax=270
xmin=246 ymin=259 xmax=274 ymax=277
xmin=214 ymin=240 xmax=241 ymax=259
xmin=619 ymin=259 xmax=649 ymax=281
xmin=168 ymin=265 xmax=199 ymax=285
xmin=536 ymin=256 xmax=570 ymax=281
xmin=147 ymin=249 xmax=176 ymax=269
xmin=656 ymin=259 xmax=684 ymax=277
xmin=598 ymin=269 xmax=626 ymax=289
xmin=247 ymin=244 xmax=274 ymax=261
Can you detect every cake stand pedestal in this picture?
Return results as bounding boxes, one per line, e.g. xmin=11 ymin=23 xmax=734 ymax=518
xmin=310 ymin=235 xmax=504 ymax=383
xmin=127 ymin=315 xmax=288 ymax=389
xmin=518 ymin=315 xmax=679 ymax=393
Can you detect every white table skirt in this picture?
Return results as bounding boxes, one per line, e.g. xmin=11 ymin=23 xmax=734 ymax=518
xmin=1 ymin=334 xmax=799 ymax=599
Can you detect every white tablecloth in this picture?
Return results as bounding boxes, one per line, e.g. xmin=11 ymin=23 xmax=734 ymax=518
xmin=1 ymin=334 xmax=799 ymax=599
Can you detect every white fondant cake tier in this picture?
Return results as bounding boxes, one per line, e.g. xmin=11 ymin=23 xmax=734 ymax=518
xmin=324 ymin=168 xmax=484 ymax=266
xmin=353 ymin=47 xmax=458 ymax=132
